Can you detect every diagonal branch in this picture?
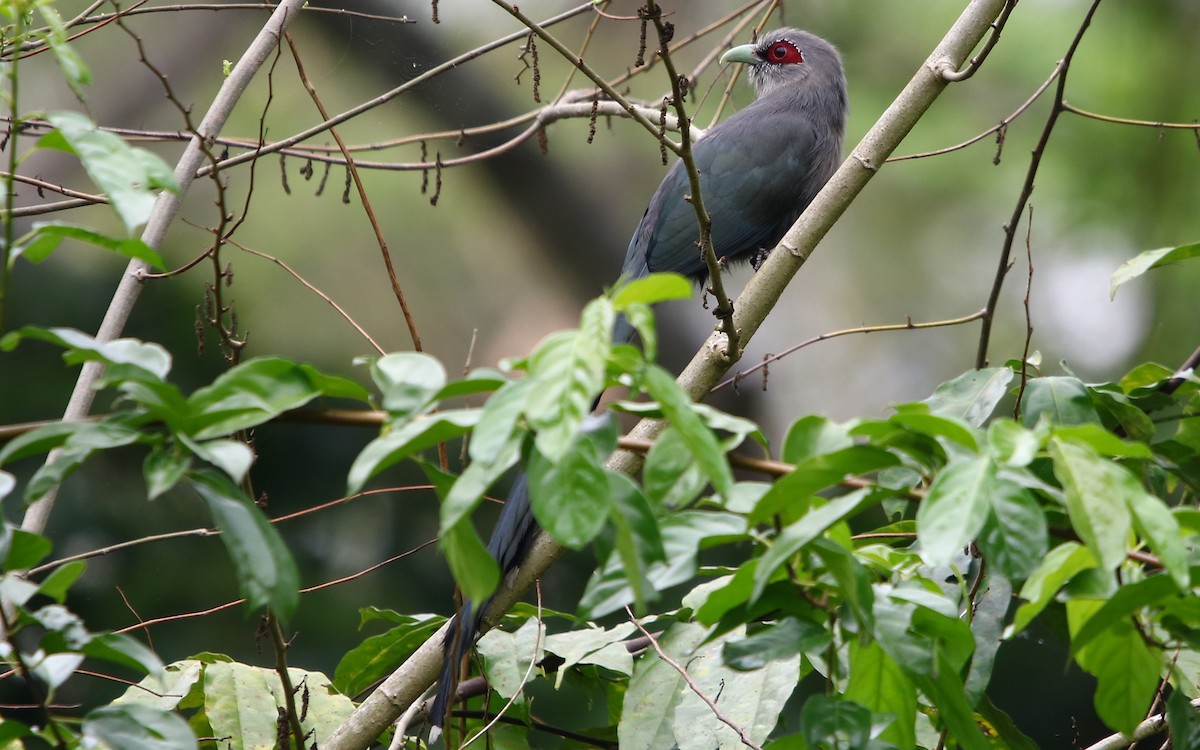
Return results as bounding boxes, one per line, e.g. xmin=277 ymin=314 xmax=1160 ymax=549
xmin=320 ymin=2 xmax=1011 ymax=748
xmin=16 ymin=0 xmax=308 ymax=538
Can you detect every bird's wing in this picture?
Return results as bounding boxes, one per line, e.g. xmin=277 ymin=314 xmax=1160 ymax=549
xmin=623 ymin=105 xmax=820 ymax=281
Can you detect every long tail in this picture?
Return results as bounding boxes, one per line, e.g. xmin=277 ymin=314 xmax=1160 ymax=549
xmin=430 ymin=474 xmax=536 ymax=729
xmin=430 ymin=287 xmax=641 ymax=729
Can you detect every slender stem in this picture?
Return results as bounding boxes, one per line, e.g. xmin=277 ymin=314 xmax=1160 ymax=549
xmin=645 ymin=1 xmax=739 ymax=355
xmin=17 ymin=0 xmax=308 ymax=538
xmin=974 ymin=0 xmax=1104 ymax=368
xmin=0 ymin=8 xmax=23 ymax=334
xmin=267 ymin=613 xmax=308 ymax=749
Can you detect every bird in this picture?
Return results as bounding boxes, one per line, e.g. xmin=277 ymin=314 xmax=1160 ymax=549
xmin=430 ymin=27 xmax=848 ymax=733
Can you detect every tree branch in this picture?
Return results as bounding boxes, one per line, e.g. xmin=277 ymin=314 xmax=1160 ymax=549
xmin=320 ymin=2 xmax=1011 ymax=748
xmin=16 ymin=0 xmax=308 ymax=538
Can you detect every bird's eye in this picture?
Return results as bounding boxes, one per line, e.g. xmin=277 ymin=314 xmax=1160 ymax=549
xmin=765 ymin=41 xmax=803 ymax=64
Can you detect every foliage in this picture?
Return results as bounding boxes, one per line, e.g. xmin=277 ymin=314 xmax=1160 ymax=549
xmin=1 ymin=1 xmax=1199 ymax=749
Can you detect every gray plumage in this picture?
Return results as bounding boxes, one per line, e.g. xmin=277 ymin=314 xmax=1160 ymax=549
xmin=431 ymin=28 xmax=847 ymax=732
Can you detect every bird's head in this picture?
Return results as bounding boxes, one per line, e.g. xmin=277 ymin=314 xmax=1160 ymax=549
xmin=720 ymin=28 xmax=844 ymax=100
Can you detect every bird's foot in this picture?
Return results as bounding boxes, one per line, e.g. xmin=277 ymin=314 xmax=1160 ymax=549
xmin=750 ymin=247 xmax=772 ymax=271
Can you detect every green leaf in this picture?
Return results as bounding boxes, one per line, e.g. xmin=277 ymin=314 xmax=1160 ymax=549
xmin=781 ymin=415 xmax=853 ymax=464
xmin=441 ymin=519 xmax=500 ymax=605
xmin=1008 ymin=542 xmax=1097 ymax=636
xmin=1050 ymin=438 xmax=1135 ymax=571
xmin=753 ymin=489 xmax=877 ymax=601
xmin=439 ymin=437 xmax=521 ymax=533
xmin=5 ymin=529 xmax=53 ymax=570
xmin=112 ymin=661 xmax=204 ymax=712
xmin=1053 ymin=423 xmax=1153 ymax=459
xmin=641 ymin=364 xmax=733 ymax=497
xmin=1022 ymin=377 xmax=1101 ymax=427
xmin=891 ymin=408 xmax=980 ymax=451
xmin=143 ymin=444 xmax=191 ymax=501
xmin=12 ymin=223 xmax=165 ymax=269
xmin=37 ymin=560 xmax=86 ymax=603
xmin=812 ymin=539 xmax=875 ymax=629
xmin=597 ymin=472 xmax=666 ymax=616
xmin=922 ymin=367 xmax=1013 ymax=427
xmin=580 ymin=509 xmax=738 ymax=619
xmin=643 ymin=426 xmax=707 ymax=510
xmin=750 ymin=446 xmax=898 ymax=523
xmin=799 ymin=694 xmax=871 ymax=750
xmin=620 ymin=622 xmax=705 ymax=750
xmin=0 ymin=470 xmax=13 ymax=501
xmin=964 ymin=572 xmax=1011 ymax=703
xmin=673 ymin=626 xmax=800 ymax=750
xmin=202 ymin=661 xmax=277 ymax=750
xmin=190 ymin=472 xmax=299 ymax=619
xmin=182 ymin=437 xmax=253 ymax=484
xmin=611 ymin=272 xmax=692 ymax=308
xmin=333 ymin=615 xmax=444 ymax=696
xmin=1110 ymin=241 xmax=1200 ymax=298
xmin=977 ymin=480 xmax=1047 ymax=581
xmin=83 ymin=632 xmax=165 ymax=677
xmin=1127 ymin=491 xmax=1189 ymax=589
xmin=1068 ymin=574 xmax=1179 ymax=657
xmin=525 ymin=300 xmax=611 ymax=461
xmin=1167 ymin=688 xmax=1200 ymax=750
xmin=25 ymin=446 xmax=91 ymax=504
xmin=0 ymin=419 xmax=142 ymax=466
xmin=722 ymin=617 xmax=831 ymax=670
xmin=1068 ymin=599 xmax=1162 ymax=737
xmin=186 ymin=357 xmax=335 ymax=439
xmin=42 ymin=111 xmax=179 ymax=234
xmin=986 ymin=419 xmax=1040 ymax=467
xmin=432 ymin=368 xmax=509 ymax=401
xmin=476 ymin=617 xmax=544 ymax=703
xmin=845 ymin=639 xmax=916 ymax=749
xmin=916 ymin=456 xmax=996 ymax=566
xmin=370 ymin=352 xmax=446 ymax=418
xmin=346 ymin=409 xmax=480 ymax=494
xmin=3 ymin=326 xmax=171 ymax=379
xmin=83 ymin=703 xmax=197 ymax=750
xmin=621 ymin=303 xmax=658 ymax=361
xmin=39 ymin=6 xmax=92 ymax=90
xmin=528 ymin=437 xmax=611 ymax=550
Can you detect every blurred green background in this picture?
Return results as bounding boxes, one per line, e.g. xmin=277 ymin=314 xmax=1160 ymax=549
xmin=2 ymin=0 xmax=1198 ymax=745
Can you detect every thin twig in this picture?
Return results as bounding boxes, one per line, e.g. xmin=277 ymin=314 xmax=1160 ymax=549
xmin=282 ymin=30 xmax=424 ymax=353
xmin=975 ymin=0 xmax=1104 ymax=368
xmin=625 ymin=607 xmax=762 ymax=750
xmin=713 ymin=309 xmax=988 ymax=392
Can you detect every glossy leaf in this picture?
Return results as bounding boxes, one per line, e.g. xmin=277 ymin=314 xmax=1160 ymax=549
xmin=190 ymin=472 xmax=299 ymax=619
xmin=976 ymin=481 xmax=1047 ymax=582
xmin=1110 ymin=241 xmax=1200 ymax=298
xmin=1050 ymin=438 xmax=1135 ymax=571
xmin=1009 ymin=542 xmax=1097 ymax=636
xmin=641 ymin=364 xmax=733 ymax=496
xmin=526 ymin=299 xmax=611 ymax=461
xmin=82 ymin=703 xmax=197 ymax=750
xmin=753 ymin=489 xmax=876 ymax=601
xmin=334 ymin=614 xmax=445 ymax=696
xmin=346 ymin=409 xmax=480 ymax=494
xmin=1022 ymin=377 xmax=1101 ymax=427
xmin=845 ymin=639 xmax=916 ymax=749
xmin=781 ymin=415 xmax=853 ymax=465
xmin=916 ymin=456 xmax=996 ymax=566
xmin=611 ymin=272 xmax=692 ymax=308
xmin=370 ymin=352 xmax=446 ymax=418
xmin=12 ymin=222 xmax=164 ymax=269
xmin=1 ymin=326 xmax=171 ymax=379
xmin=922 ymin=367 xmax=1012 ymax=427
xmin=42 ymin=111 xmax=178 ymax=233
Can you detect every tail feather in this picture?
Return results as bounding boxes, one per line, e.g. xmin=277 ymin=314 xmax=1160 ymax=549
xmin=430 ymin=475 xmax=536 ymax=729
